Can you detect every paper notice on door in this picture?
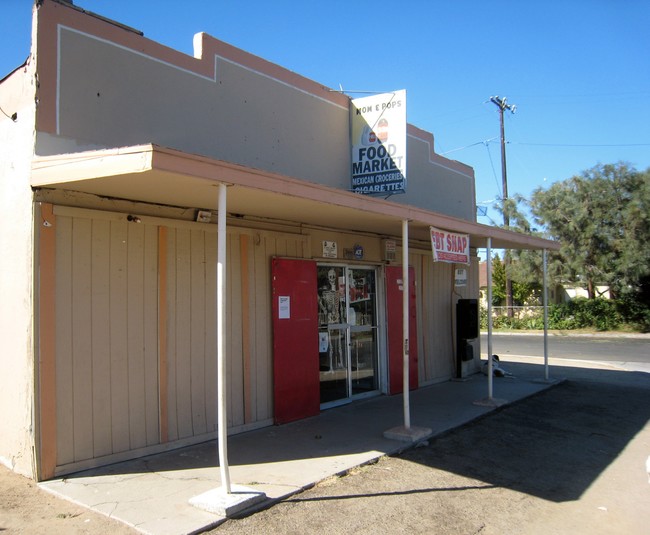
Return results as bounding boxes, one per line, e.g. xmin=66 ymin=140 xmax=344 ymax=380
xmin=278 ymin=296 xmax=290 ymax=319
xmin=319 ymin=332 xmax=329 ymax=353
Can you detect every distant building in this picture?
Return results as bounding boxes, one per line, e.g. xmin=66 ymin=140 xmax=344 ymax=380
xmin=478 ymin=261 xmax=609 ymax=312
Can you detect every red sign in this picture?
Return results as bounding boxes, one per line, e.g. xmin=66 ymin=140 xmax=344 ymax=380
xmin=430 ymin=227 xmax=470 ymax=264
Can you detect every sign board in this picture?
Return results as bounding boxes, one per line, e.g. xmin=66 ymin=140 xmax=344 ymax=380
xmin=430 ymin=227 xmax=470 ymax=264
xmin=350 ymin=90 xmax=407 ymax=195
xmin=455 ymin=268 xmax=467 ymax=287
xmin=322 ymin=240 xmax=337 ymax=258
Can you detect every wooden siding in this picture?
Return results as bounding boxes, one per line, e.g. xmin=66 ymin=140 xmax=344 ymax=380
xmin=415 ymin=252 xmax=455 ymax=383
xmin=163 ymin=228 xmax=309 ymax=437
xmin=55 ymin=214 xmax=160 ymax=466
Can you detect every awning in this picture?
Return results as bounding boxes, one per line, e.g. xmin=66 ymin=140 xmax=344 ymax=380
xmin=31 ymin=143 xmax=559 ymax=251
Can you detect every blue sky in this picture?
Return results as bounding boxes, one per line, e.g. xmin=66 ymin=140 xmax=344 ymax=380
xmin=2 ymin=0 xmax=649 ymax=227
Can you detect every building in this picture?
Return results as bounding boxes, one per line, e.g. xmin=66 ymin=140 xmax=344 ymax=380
xmin=0 ymin=0 xmax=558 ymax=481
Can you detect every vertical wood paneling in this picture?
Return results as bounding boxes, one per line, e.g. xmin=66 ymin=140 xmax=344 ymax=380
xmin=240 ymin=234 xmax=252 ymax=424
xmin=55 ymin=216 xmax=73 ymax=466
xmin=109 ymin=221 xmax=130 ymax=453
xmin=143 ymin=225 xmax=160 ymax=446
xmin=413 ymin=253 xmax=426 ymax=382
xmin=165 ymin=230 xmax=178 ymax=441
xmin=256 ymin=236 xmax=276 ymax=419
xmin=228 ymin=233 xmax=244 ymax=428
xmin=127 ymin=223 xmax=147 ymax=450
xmin=71 ymin=218 xmax=93 ymax=461
xmin=190 ymin=229 xmax=207 ymax=435
xmin=162 ymin=228 xmax=304 ymax=435
xmin=418 ymin=254 xmax=455 ymax=383
xmin=204 ymin=232 xmax=217 ymax=433
xmin=90 ymin=219 xmax=112 ymax=458
xmin=53 ymin=210 xmax=172 ymax=470
xmin=158 ymin=227 xmax=169 ymax=443
xmin=54 ymin=209 xmax=309 ymax=470
xmin=174 ymin=228 xmax=193 ymax=439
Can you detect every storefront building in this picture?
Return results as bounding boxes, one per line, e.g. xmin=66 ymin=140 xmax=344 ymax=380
xmin=0 ymin=0 xmax=557 ymax=481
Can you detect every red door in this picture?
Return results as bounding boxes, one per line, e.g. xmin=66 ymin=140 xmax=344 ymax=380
xmin=385 ymin=265 xmax=418 ymax=394
xmin=272 ymin=258 xmax=319 ymax=424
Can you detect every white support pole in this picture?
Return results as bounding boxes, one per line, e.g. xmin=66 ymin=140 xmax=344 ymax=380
xmin=474 ymin=239 xmax=506 ymax=407
xmin=543 ymin=248 xmax=549 ymax=381
xmin=217 ymin=183 xmax=231 ymax=494
xmin=190 ymin=183 xmax=266 ymax=516
xmin=402 ymin=219 xmax=410 ymax=430
xmin=383 ymin=220 xmax=430 ymax=442
xmin=486 ymin=238 xmax=494 ymax=399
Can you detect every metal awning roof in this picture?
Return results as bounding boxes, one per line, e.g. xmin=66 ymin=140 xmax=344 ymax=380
xmin=31 ymin=144 xmax=559 ymax=251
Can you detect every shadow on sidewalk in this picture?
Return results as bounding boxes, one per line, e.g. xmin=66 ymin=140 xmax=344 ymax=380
xmin=400 ymin=374 xmax=650 ymax=503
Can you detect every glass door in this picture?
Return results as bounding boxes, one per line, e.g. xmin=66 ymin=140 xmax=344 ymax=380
xmin=318 ymin=265 xmax=379 ymax=407
xmin=348 ymin=268 xmax=378 ymax=397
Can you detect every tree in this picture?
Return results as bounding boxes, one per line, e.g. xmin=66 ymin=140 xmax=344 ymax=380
xmin=490 ymin=253 xmax=540 ymax=306
xmin=530 ymin=163 xmax=650 ymax=300
xmin=491 ymin=194 xmax=544 ymax=305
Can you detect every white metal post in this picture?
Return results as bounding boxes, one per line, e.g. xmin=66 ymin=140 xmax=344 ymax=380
xmin=486 ymin=238 xmax=494 ymax=399
xmin=217 ymin=183 xmax=231 ymax=493
xmin=543 ymin=248 xmax=549 ymax=381
xmin=402 ymin=219 xmax=410 ymax=430
xmin=191 ymin=183 xmax=267 ymax=514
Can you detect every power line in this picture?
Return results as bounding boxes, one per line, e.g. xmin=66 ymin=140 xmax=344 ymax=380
xmin=439 ymin=137 xmax=498 ymax=155
xmin=484 ymin=142 xmax=501 ymax=196
xmin=513 ymin=142 xmax=650 ymax=148
xmin=442 ymin=139 xmax=650 ymax=154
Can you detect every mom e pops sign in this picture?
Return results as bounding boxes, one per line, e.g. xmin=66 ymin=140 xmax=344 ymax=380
xmin=350 ymin=90 xmax=407 ymax=195
xmin=430 ymin=227 xmax=470 ymax=264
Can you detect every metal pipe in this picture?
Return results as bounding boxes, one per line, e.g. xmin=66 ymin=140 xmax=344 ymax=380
xmin=402 ymin=219 xmax=410 ymax=429
xmin=486 ymin=238 xmax=494 ymax=399
xmin=217 ymin=183 xmax=231 ymax=493
xmin=543 ymin=248 xmax=549 ymax=381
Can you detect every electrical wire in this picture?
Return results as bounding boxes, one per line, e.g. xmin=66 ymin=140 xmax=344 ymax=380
xmin=440 ymin=137 xmax=498 ymax=155
xmin=513 ymin=142 xmax=650 ymax=148
xmin=484 ymin=142 xmax=501 ymax=197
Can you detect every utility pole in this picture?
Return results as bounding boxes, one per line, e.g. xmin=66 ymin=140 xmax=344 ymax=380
xmin=490 ymin=95 xmax=516 ymax=317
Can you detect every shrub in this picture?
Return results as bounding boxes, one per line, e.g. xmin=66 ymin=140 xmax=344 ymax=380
xmin=480 ymin=297 xmax=643 ymax=331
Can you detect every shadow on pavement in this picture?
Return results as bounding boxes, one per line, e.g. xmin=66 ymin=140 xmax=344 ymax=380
xmin=53 ymin=361 xmax=649 ymax=510
xmin=402 ymin=372 xmax=650 ymax=503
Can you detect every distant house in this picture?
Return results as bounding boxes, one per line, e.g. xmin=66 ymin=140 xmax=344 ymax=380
xmin=561 ymin=285 xmax=611 ymax=301
xmin=478 ymin=261 xmax=609 ymax=310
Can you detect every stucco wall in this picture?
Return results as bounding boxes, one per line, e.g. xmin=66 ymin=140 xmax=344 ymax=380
xmin=0 ymin=64 xmax=37 ymax=477
xmin=34 ymin=2 xmax=476 ymax=221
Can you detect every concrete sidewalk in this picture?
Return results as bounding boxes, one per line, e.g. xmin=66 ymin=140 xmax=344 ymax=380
xmin=39 ymin=358 xmax=581 ymax=535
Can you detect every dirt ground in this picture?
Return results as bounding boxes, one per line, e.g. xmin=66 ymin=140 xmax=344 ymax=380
xmin=2 ymin=374 xmax=649 ymax=534
xmin=0 ymin=466 xmax=134 ymax=534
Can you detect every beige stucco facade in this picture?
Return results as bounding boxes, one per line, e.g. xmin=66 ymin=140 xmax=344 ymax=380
xmin=0 ymin=50 xmax=38 ymax=477
xmin=0 ymin=0 xmax=557 ymax=481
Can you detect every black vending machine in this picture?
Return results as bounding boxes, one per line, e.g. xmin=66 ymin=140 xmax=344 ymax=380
xmin=456 ymin=298 xmax=479 ymax=378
